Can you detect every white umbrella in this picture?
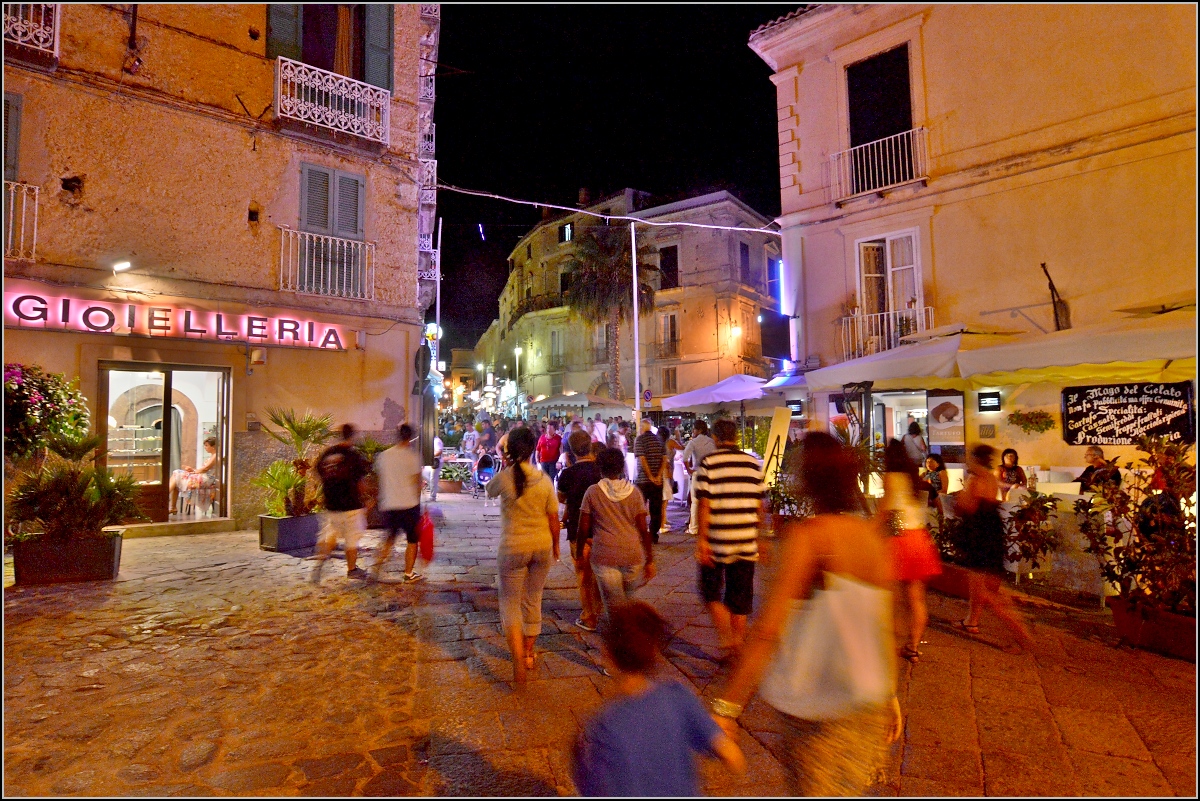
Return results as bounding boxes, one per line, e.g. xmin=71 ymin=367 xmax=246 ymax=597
xmin=661 ymin=374 xmax=767 ymax=412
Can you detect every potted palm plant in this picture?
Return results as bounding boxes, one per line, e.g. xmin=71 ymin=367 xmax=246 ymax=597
xmin=438 ymin=461 xmax=472 ymax=495
xmin=1076 ymin=436 xmax=1196 ymax=660
xmin=6 ymin=432 xmax=144 ymax=584
xmin=254 ymin=408 xmax=334 ymax=552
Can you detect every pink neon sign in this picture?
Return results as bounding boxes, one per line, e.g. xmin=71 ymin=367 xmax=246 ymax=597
xmin=4 ymin=292 xmax=348 ymax=350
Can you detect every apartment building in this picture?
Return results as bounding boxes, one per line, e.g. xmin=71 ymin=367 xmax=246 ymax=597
xmin=472 ymin=189 xmax=781 ymax=416
xmin=3 ymin=3 xmax=441 ymax=527
xmin=750 ymin=4 xmax=1196 ymax=468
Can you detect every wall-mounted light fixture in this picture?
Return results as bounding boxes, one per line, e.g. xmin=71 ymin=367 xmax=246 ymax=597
xmin=112 ymin=261 xmax=132 ymax=273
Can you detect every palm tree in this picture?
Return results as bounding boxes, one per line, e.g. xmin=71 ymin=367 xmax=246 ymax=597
xmin=562 ymin=226 xmax=656 ymax=400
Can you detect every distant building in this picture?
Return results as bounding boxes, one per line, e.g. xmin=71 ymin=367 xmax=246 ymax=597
xmin=473 ymin=189 xmax=781 ymax=416
xmin=750 ymin=3 xmax=1195 ymax=469
xmin=3 ymin=4 xmax=441 ymax=527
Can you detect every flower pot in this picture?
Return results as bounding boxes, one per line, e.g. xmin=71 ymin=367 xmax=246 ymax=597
xmin=1108 ymin=596 xmax=1196 ymax=662
xmin=13 ymin=531 xmax=123 ymax=585
xmin=927 ymin=562 xmax=972 ymax=599
xmin=258 ymin=514 xmax=321 ymax=552
xmin=438 ymin=480 xmax=463 ymax=495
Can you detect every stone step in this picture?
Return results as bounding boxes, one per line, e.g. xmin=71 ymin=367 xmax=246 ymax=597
xmin=119 ymin=517 xmax=239 ymax=539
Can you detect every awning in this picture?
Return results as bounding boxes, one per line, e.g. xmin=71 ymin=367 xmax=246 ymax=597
xmin=661 ymin=374 xmax=766 ymax=412
xmin=764 ymin=372 xmax=807 ymax=390
xmin=528 ymin=393 xmax=631 ymax=413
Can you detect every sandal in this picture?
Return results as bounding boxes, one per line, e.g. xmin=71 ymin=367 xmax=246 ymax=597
xmin=524 ymin=651 xmax=538 ymax=671
xmin=954 ymin=620 xmax=981 ymax=635
xmin=899 ymin=644 xmax=922 ymax=663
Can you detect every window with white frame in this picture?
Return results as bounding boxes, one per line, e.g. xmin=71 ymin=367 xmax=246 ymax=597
xmin=661 ymin=367 xmax=677 ymax=395
xmin=739 ymin=241 xmax=753 ymax=285
xmin=856 ymin=230 xmax=921 ymax=317
xmin=559 ymin=222 xmax=573 ymax=243
xmin=660 ymin=312 xmax=679 ymax=357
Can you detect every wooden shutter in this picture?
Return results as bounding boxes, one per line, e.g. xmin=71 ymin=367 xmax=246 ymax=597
xmin=4 ymin=93 xmax=22 ymax=183
xmin=333 ymin=171 xmax=366 ymax=240
xmin=363 ymin=3 xmax=394 ymax=92
xmin=300 ymin=164 xmax=332 ymax=235
xmin=266 ymin=4 xmax=302 ymax=60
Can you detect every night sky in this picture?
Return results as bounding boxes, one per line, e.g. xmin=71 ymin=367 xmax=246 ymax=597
xmin=431 ymin=4 xmax=791 ymax=351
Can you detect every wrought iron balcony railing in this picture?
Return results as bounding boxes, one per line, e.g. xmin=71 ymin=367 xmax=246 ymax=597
xmin=840 ymin=306 xmax=935 ymax=361
xmin=4 ymin=181 xmax=38 ymax=261
xmin=275 ymin=57 xmax=390 ymax=145
xmin=740 ymin=340 xmax=763 ymax=361
xmin=657 ymin=339 xmax=680 ymax=359
xmin=419 ymin=5 xmax=441 ymax=20
xmin=279 ymin=226 xmax=375 ymax=301
xmin=3 ymin=3 xmax=59 ymax=57
xmin=420 ymin=123 xmax=435 ymax=158
xmin=830 ymin=127 xmax=928 ymax=203
xmin=591 ymin=347 xmax=609 ymax=364
xmin=549 ymin=354 xmax=566 ymax=372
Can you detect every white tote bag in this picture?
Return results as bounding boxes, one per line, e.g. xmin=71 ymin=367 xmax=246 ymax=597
xmin=759 ymin=573 xmax=895 ymax=720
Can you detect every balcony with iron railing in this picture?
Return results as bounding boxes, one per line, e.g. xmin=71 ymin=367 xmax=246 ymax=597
xmin=591 ymin=346 xmax=609 ymax=365
xmin=3 ymin=3 xmax=59 ymax=65
xmin=279 ymin=226 xmax=375 ymax=301
xmin=549 ymin=353 xmax=566 ymax=372
xmin=419 ymin=123 xmax=435 ymax=158
xmin=740 ymin=340 xmax=763 ymax=361
xmin=657 ymin=339 xmax=680 ymax=359
xmin=507 ymin=293 xmax=564 ymax=332
xmin=4 ymin=181 xmax=38 ymax=261
xmin=830 ymin=127 xmax=928 ymax=204
xmin=274 ymin=56 xmax=390 ymax=146
xmin=840 ymin=306 xmax=935 ymax=362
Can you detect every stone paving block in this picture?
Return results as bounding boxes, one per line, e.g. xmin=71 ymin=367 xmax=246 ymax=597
xmin=975 ymin=705 xmax=1067 ymax=757
xmin=300 ymin=774 xmax=359 ymax=796
xmin=430 ymin=711 xmax=506 ymax=754
xmin=971 ymin=675 xmax=1051 ymax=710
xmin=1052 ymin=707 xmax=1153 ymax=760
xmin=981 ymin=748 xmax=1081 ymax=796
xmin=1038 ymin=664 xmax=1123 ymax=711
xmin=293 ymin=751 xmax=366 ymax=780
xmin=898 ymin=775 xmax=983 ymax=796
xmin=426 ymin=749 xmax=558 ymax=796
xmin=499 ymin=705 xmax=580 ymax=750
xmin=1125 ymin=706 xmax=1199 ymax=757
xmin=1153 ymin=751 xmax=1197 ymax=797
xmin=204 ymin=762 xmax=293 ymax=792
xmin=1067 ymin=747 xmax=1175 ymax=796
xmin=900 ymin=745 xmax=982 ymax=786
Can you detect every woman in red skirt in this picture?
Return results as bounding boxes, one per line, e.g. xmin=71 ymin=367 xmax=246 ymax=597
xmin=881 ymin=439 xmax=943 ymax=663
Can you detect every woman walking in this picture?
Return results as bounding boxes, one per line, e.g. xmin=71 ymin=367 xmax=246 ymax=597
xmin=486 ymin=426 xmax=562 ymax=683
xmin=955 ymin=444 xmax=1033 ymax=651
xmin=578 ymin=448 xmax=655 ymax=617
xmin=881 ymin=440 xmax=942 ymax=664
xmin=901 ymin=421 xmax=928 ymax=466
xmin=707 ymin=432 xmax=902 ymax=796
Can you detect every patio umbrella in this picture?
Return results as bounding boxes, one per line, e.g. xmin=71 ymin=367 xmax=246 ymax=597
xmin=661 ymin=374 xmax=769 ymax=442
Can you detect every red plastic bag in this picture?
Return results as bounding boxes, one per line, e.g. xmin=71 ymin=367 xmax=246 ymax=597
xmin=417 ymin=511 xmax=435 ymax=563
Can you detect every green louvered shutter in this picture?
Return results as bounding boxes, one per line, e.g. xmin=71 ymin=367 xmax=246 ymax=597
xmin=363 ymin=4 xmax=393 ymax=92
xmin=300 ymin=164 xmax=333 ymax=235
xmin=333 ymin=171 xmax=366 ymax=240
xmin=4 ymin=93 xmax=22 ymax=183
xmin=266 ymin=4 xmax=302 ymax=61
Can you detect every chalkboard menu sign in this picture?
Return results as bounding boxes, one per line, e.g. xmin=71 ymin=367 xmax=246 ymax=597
xmin=1061 ymin=382 xmax=1195 ymax=446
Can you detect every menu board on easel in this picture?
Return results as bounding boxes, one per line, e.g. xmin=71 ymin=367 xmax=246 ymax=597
xmin=1061 ymin=382 xmax=1196 ymax=446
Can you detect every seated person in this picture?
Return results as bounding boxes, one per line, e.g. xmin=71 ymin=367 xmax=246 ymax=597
xmin=169 ymin=436 xmax=220 ymax=512
xmin=1074 ymin=445 xmax=1121 ymax=491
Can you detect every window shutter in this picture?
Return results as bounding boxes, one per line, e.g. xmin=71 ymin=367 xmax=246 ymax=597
xmin=4 ymin=93 xmax=22 ymax=183
xmin=300 ymin=164 xmax=333 ymax=235
xmin=333 ymin=171 xmax=366 ymax=239
xmin=363 ymin=3 xmax=394 ymax=92
xmin=266 ymin=4 xmax=302 ymax=61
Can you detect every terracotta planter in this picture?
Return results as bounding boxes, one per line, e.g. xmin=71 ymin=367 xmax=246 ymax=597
xmin=258 ymin=514 xmax=321 ymax=552
xmin=438 ymin=480 xmax=463 ymax=495
xmin=13 ymin=532 xmax=123 ymax=585
xmin=1108 ymin=596 xmax=1196 ymax=662
xmin=927 ymin=562 xmax=972 ymax=599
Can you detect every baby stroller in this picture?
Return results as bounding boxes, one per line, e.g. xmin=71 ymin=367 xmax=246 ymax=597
xmin=473 ymin=453 xmax=497 ymax=503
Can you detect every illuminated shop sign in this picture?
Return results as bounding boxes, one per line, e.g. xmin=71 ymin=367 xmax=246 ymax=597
xmin=4 ymin=292 xmax=347 ymax=351
xmin=977 ymin=392 xmax=1002 ymax=412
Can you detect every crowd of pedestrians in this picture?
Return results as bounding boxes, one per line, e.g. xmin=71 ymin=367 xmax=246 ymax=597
xmin=303 ymin=409 xmax=1038 ymax=797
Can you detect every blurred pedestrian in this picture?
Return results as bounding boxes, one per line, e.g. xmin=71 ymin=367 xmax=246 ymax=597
xmin=537 ymin=420 xmax=562 ymax=483
xmin=666 ymin=428 xmax=685 ymax=498
xmin=487 ymin=426 xmax=561 ymax=683
xmin=371 ymin=424 xmax=425 ymax=583
xmin=558 ymin=430 xmax=604 ymax=632
xmin=708 ymin=432 xmax=902 ymax=796
xmin=592 ymin=413 xmax=607 ymax=444
xmin=429 ymin=431 xmax=443 ymax=501
xmin=634 ymin=418 xmax=666 ymax=544
xmin=693 ymin=419 xmax=767 ymax=665
xmin=954 ymin=444 xmax=1033 ymax=651
xmin=573 ymin=601 xmax=745 ymax=796
xmin=882 ymin=440 xmax=942 ymax=663
xmin=995 ymin=448 xmax=1028 ymax=500
xmin=311 ymin=424 xmax=372 ymax=583
xmin=579 ymin=448 xmax=654 ymax=617
xmin=922 ymin=453 xmax=949 ymax=513
xmin=902 ymin=421 xmax=928 ymax=466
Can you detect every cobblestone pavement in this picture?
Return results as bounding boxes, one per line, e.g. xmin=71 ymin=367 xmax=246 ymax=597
xmin=4 ymin=493 xmax=1196 ymax=796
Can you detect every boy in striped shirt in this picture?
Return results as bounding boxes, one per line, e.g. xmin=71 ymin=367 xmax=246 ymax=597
xmin=693 ymin=419 xmax=767 ymax=665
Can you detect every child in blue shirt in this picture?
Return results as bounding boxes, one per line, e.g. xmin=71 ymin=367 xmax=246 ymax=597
xmin=573 ymin=601 xmax=745 ymax=796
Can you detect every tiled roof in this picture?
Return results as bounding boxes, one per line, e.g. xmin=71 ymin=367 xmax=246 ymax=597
xmin=750 ymin=5 xmax=819 ymax=37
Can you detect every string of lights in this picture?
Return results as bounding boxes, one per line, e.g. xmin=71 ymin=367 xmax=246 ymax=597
xmin=436 ymin=182 xmax=783 ymax=237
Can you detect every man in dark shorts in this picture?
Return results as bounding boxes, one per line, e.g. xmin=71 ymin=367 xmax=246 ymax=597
xmin=557 ymin=430 xmax=604 ymax=631
xmin=312 ymin=423 xmax=372 ymax=583
xmin=370 ymin=423 xmax=426 ymax=583
xmin=693 ymin=419 xmax=767 ymax=665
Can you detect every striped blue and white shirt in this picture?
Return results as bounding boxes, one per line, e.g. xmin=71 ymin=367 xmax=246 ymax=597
xmin=693 ymin=447 xmax=766 ymax=563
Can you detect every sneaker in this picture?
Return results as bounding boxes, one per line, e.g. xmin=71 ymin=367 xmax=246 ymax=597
xmin=402 ymin=572 xmax=425 ymax=583
xmin=574 ymin=618 xmax=597 ymax=632
xmin=347 ymin=567 xmax=368 ymax=579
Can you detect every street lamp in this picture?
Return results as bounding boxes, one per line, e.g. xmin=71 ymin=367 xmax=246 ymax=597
xmin=731 ymin=325 xmax=743 ymax=339
xmin=514 ymin=346 xmax=523 ymax=409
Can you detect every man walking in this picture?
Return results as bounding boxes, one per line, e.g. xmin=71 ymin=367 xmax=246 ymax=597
xmin=693 ymin=419 xmax=766 ymax=665
xmin=370 ymin=424 xmax=426 ymax=583
xmin=537 ymin=420 xmax=563 ymax=483
xmin=428 ymin=431 xmax=444 ymax=501
xmin=681 ymin=420 xmax=717 ymax=505
xmin=312 ymin=423 xmax=372 ymax=583
xmin=557 ymin=430 xmax=604 ymax=631
xmin=634 ymin=417 xmax=666 ymax=544
xmin=591 ymin=413 xmax=607 ymax=444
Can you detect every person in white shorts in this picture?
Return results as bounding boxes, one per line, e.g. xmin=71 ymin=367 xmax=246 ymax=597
xmin=311 ymin=424 xmax=372 ymax=583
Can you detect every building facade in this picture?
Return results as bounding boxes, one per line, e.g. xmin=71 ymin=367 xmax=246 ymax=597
xmin=472 ymin=189 xmax=781 ymax=415
xmin=3 ymin=3 xmax=441 ymax=527
xmin=750 ymin=3 xmax=1196 ymax=469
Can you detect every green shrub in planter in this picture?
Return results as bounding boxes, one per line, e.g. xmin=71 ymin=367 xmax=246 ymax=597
xmin=440 ymin=462 xmax=472 ymax=483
